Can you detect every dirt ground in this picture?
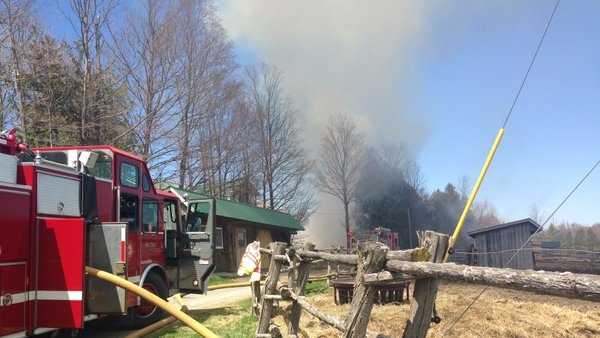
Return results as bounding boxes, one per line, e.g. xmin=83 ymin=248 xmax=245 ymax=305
xmin=275 ymin=281 xmax=600 ymax=338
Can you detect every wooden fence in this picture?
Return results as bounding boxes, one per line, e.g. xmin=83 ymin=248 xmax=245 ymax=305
xmin=253 ymin=231 xmax=600 ymax=338
xmin=533 ymin=248 xmax=600 ymax=274
xmin=453 ymin=247 xmax=600 ymax=274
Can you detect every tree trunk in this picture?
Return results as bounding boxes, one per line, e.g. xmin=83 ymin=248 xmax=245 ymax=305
xmin=344 ymin=200 xmax=350 ymax=250
xmin=6 ymin=3 xmax=25 ymax=138
xmin=179 ymin=107 xmax=190 ymax=188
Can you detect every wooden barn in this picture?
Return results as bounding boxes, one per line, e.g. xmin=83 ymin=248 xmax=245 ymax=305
xmin=166 ymin=186 xmax=303 ymax=273
xmin=468 ymin=218 xmax=540 ymax=269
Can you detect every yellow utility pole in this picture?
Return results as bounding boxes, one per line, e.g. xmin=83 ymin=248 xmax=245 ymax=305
xmin=446 ymin=127 xmax=505 ymax=259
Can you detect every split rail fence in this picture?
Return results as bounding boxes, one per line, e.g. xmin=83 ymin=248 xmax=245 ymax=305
xmin=452 ymin=247 xmax=600 ymax=274
xmin=253 ymin=231 xmax=600 ymax=338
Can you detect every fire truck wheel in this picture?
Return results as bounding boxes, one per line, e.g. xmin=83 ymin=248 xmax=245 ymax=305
xmin=127 ymin=272 xmax=168 ymax=329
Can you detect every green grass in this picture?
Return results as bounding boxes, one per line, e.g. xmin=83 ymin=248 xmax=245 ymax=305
xmin=305 ymin=279 xmax=329 ymax=296
xmin=154 ymin=299 xmax=257 ymax=338
xmin=154 ymin=280 xmax=329 ymax=338
xmin=207 ymin=274 xmax=237 ymax=287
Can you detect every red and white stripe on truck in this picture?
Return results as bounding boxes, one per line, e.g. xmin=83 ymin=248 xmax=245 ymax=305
xmin=1 ymin=148 xmax=86 ymax=338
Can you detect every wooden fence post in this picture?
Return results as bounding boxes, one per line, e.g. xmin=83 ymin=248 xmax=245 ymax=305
xmin=402 ymin=231 xmax=449 ymax=338
xmin=251 ymin=280 xmax=262 ymax=316
xmin=343 ymin=242 xmax=388 ymax=338
xmin=287 ymin=243 xmax=315 ymax=337
xmin=256 ymin=242 xmax=287 ymax=337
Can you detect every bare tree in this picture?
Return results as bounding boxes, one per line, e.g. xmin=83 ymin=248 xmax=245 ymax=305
xmin=194 ymin=80 xmax=251 ymax=197
xmin=404 ymin=160 xmax=425 ymax=193
xmin=472 ymin=199 xmax=501 ymax=227
xmin=0 ymin=87 xmax=6 ymax=130
xmin=529 ymin=203 xmax=544 ymax=224
xmin=457 ymin=175 xmax=470 ymax=199
xmin=111 ymin=0 xmax=180 ymax=172
xmin=0 ymin=0 xmax=34 ymax=137
xmin=246 ymin=63 xmax=314 ymax=220
xmin=316 ymin=112 xmax=364 ymax=242
xmin=173 ymin=0 xmax=240 ymax=191
xmin=378 ymin=143 xmax=424 ymax=193
xmin=67 ymin=0 xmax=118 ymax=144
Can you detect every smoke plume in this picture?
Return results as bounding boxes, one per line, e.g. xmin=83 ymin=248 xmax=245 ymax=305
xmin=221 ymin=1 xmax=431 ymax=248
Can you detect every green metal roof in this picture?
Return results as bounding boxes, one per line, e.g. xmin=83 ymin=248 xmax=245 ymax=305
xmin=164 ymin=185 xmax=303 ymax=232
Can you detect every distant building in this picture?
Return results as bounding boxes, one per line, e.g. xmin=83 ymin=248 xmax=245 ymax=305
xmin=468 ymin=218 xmax=540 ymax=269
xmin=347 ymin=227 xmax=400 ymax=251
xmin=164 ymin=185 xmax=303 ymax=273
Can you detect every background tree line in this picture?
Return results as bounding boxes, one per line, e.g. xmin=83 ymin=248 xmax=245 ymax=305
xmin=539 ymin=222 xmax=600 ymax=251
xmin=316 ymin=113 xmax=502 ymax=249
xmin=314 ymin=113 xmax=600 ymax=250
xmin=6 ymin=0 xmax=590 ymax=246
xmin=0 ymin=0 xmax=313 ymax=221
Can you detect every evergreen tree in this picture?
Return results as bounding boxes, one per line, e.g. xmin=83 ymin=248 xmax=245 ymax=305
xmin=18 ymin=35 xmax=130 ymax=148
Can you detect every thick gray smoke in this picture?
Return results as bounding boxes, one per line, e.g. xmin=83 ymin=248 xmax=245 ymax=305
xmin=221 ymin=1 xmax=431 ymax=248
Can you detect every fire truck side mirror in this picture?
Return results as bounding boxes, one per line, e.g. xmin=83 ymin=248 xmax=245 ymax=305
xmin=79 ymin=151 xmax=98 ymax=169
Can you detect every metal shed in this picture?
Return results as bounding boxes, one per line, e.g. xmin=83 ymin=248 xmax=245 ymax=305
xmin=468 ymin=218 xmax=540 ymax=269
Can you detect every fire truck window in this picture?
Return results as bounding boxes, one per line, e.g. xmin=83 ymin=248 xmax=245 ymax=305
xmin=163 ymin=202 xmax=178 ymax=231
xmin=87 ymin=151 xmax=112 ymax=180
xmin=142 ymin=201 xmax=158 ymax=233
xmin=186 ymin=202 xmax=208 ymax=233
xmin=40 ymin=151 xmax=68 ymax=165
xmin=120 ymin=162 xmax=139 ymax=188
xmin=120 ymin=194 xmax=139 ymax=231
xmin=142 ymin=174 xmax=151 ymax=192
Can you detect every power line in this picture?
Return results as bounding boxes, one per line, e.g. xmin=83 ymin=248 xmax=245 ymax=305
xmin=501 ymin=0 xmax=561 ymax=129
xmin=443 ymin=1 xmax=566 ymax=334
xmin=442 ymin=158 xmax=600 ymax=336
xmin=448 ymin=0 xmax=561 ymax=254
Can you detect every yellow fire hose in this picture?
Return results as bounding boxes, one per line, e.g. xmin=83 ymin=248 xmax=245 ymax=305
xmin=85 ymin=266 xmax=220 ymax=338
xmin=125 ymin=315 xmax=179 ymax=338
xmin=446 ymin=127 xmax=505 ymax=260
xmin=206 ymin=276 xmax=329 ymax=291
xmin=207 ymin=281 xmax=258 ymax=291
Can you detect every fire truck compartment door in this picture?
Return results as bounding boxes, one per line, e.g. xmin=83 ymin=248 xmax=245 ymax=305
xmin=0 ymin=264 xmax=27 ymax=337
xmin=37 ymin=217 xmax=86 ymax=329
xmin=86 ymin=222 xmax=127 ymax=314
xmin=0 ymin=183 xmax=30 ymax=336
xmin=178 ymin=199 xmax=215 ymax=294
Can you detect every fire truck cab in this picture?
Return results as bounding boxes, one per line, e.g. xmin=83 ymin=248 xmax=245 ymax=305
xmin=0 ymin=130 xmax=215 ymax=337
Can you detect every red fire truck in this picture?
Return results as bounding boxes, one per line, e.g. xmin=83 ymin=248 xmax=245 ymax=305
xmin=0 ymin=129 xmax=215 ymax=337
xmin=347 ymin=227 xmax=400 ymax=251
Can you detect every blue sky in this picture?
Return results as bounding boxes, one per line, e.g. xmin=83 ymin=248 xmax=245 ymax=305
xmin=219 ymin=1 xmax=600 ymax=227
xmin=413 ymin=1 xmax=600 ymax=225
xmin=41 ymin=1 xmax=600 ymax=227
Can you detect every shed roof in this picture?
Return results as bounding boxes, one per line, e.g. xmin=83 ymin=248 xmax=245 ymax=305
xmin=164 ymin=185 xmax=303 ymax=232
xmin=468 ymin=218 xmax=540 ymax=237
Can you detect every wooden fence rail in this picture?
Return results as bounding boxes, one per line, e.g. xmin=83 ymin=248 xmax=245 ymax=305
xmin=385 ymin=260 xmax=600 ymax=301
xmin=254 ymin=230 xmax=600 ymax=338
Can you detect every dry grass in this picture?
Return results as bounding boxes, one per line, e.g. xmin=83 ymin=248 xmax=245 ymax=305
xmin=274 ymin=281 xmax=600 ymax=338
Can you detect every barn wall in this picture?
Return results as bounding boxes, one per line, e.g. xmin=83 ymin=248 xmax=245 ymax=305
xmin=213 ymin=217 xmax=258 ymax=273
xmin=213 ymin=223 xmax=232 ymax=272
xmin=213 ymin=216 xmax=294 ymax=272
xmin=474 ymin=234 xmax=487 ymax=266
xmin=472 ymin=223 xmax=535 ymax=269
